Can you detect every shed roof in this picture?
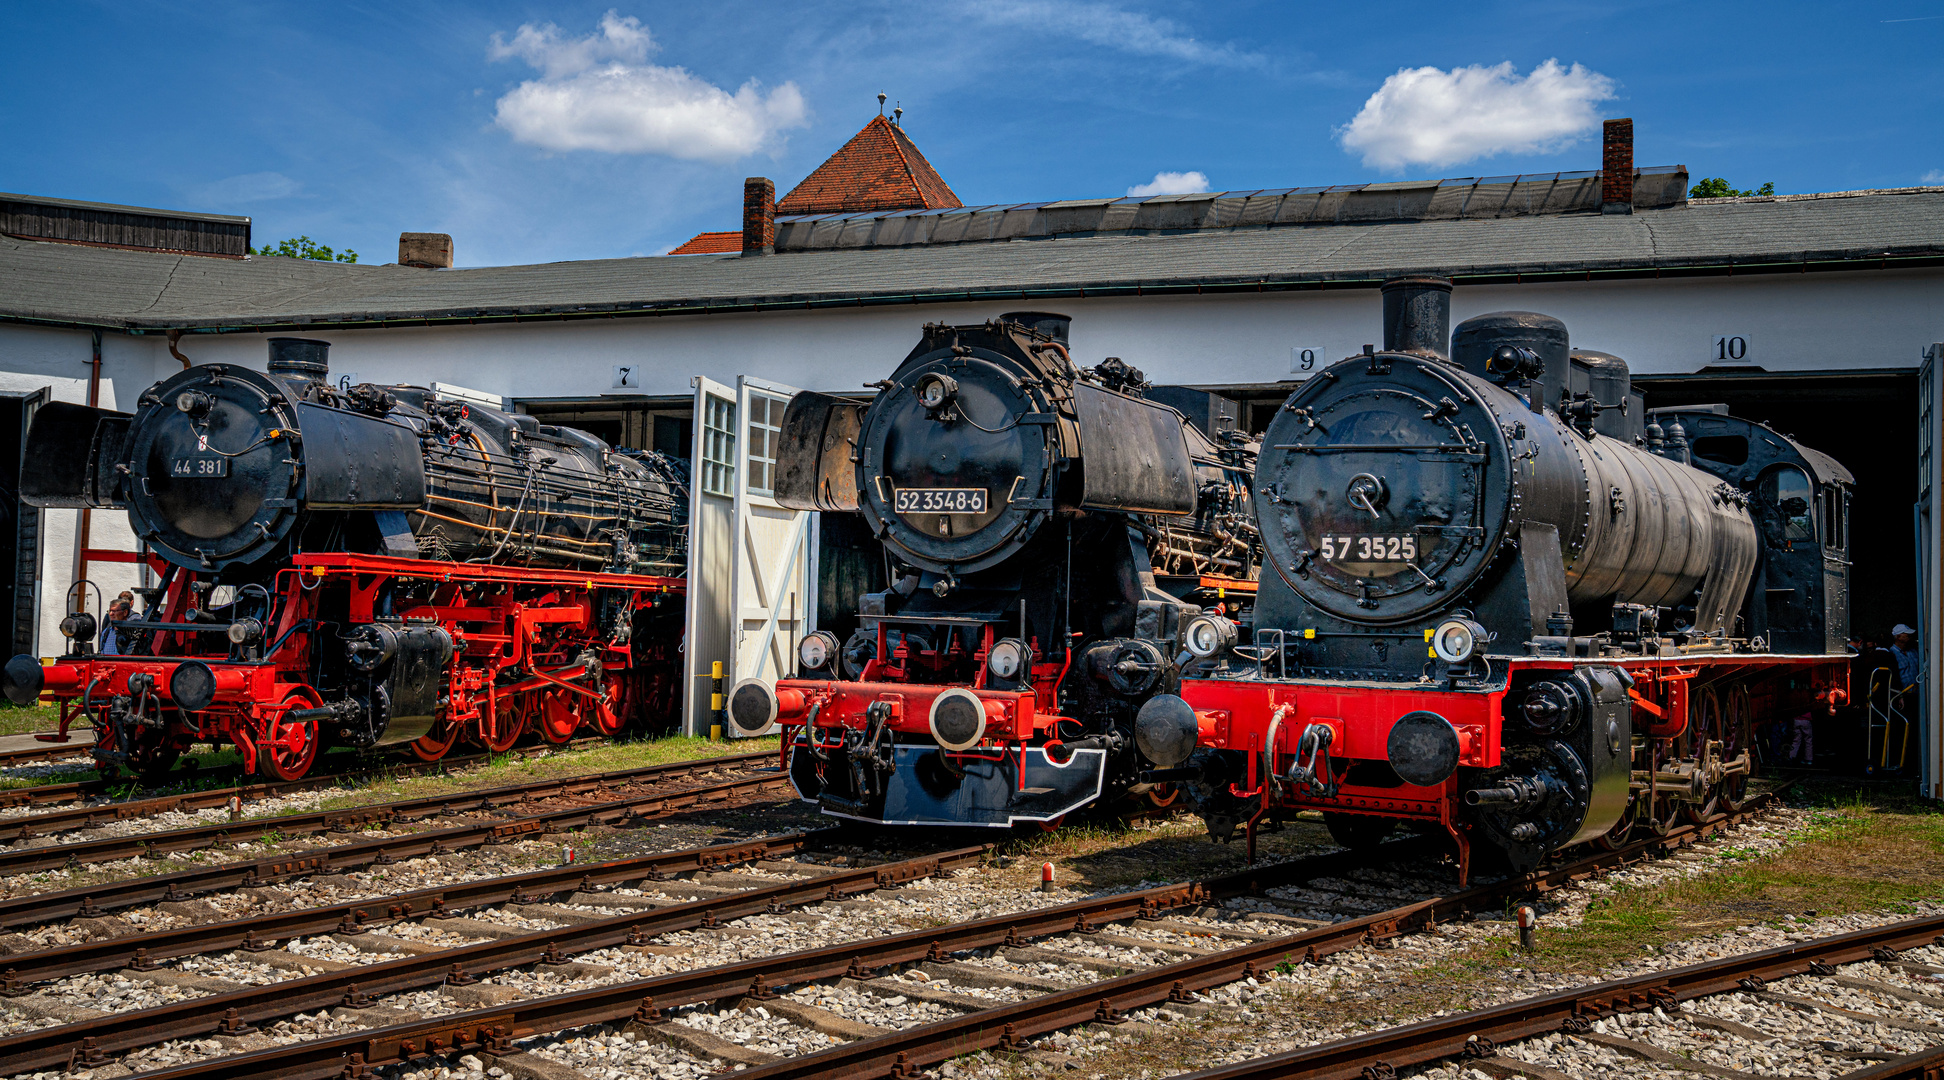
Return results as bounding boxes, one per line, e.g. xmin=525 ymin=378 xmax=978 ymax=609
xmin=2 ymin=188 xmax=1940 ymax=335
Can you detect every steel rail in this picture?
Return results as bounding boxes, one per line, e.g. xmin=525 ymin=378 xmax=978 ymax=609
xmin=0 ymin=751 xmax=767 ymax=878
xmin=1835 ymin=1044 xmax=1944 ymax=1080
xmin=0 ymin=741 xmax=99 ymax=769
xmin=0 ymin=827 xmax=833 ymax=984
xmin=0 ymin=742 xmax=610 ymax=840
xmin=0 ymin=736 xmax=616 ymax=814
xmin=0 ymin=842 xmax=991 ymax=1076
xmin=26 ymin=833 xmax=1489 ymax=1080
xmin=1165 ymin=915 xmax=1944 ymax=1080
xmin=0 ymin=768 xmax=790 ymax=928
xmin=721 ymin=796 xmax=1784 ymax=1080
xmin=19 ymin=796 xmax=1781 ymax=1080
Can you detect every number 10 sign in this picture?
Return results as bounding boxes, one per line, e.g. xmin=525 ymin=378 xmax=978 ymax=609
xmin=1710 ymin=335 xmax=1752 ymax=364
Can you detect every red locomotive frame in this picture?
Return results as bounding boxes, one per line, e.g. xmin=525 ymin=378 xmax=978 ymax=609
xmin=36 ymin=552 xmax=683 ymax=779
xmin=1180 ymin=652 xmax=1847 ymax=879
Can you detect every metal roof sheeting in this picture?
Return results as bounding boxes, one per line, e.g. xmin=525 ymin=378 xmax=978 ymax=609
xmin=1 ymin=188 xmax=1940 ymax=334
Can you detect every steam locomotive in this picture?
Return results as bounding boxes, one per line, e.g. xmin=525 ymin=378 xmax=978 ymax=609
xmin=731 ymin=313 xmax=1260 ymax=826
xmin=0 ymin=338 xmax=687 ymax=779
xmin=1138 ymin=278 xmax=1851 ymax=876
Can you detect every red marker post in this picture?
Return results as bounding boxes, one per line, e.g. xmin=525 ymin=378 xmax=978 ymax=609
xmin=1040 ymin=862 xmax=1055 ymax=893
xmin=1517 ymin=905 xmax=1536 ymax=951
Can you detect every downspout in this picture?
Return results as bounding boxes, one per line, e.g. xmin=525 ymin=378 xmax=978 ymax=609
xmin=166 ymin=329 xmax=192 ymax=368
xmin=74 ymin=330 xmax=102 ymax=592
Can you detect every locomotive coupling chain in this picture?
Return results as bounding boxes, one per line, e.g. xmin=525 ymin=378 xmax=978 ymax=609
xmin=1285 ymin=724 xmax=1338 ymax=799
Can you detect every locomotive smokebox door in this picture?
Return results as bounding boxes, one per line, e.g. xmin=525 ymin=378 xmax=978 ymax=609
xmin=773 ymin=392 xmax=864 ymax=512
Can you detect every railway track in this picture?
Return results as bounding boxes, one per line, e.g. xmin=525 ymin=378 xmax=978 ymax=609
xmin=0 ymin=794 xmax=1789 ymax=1080
xmin=1165 ymin=910 xmax=1944 ymax=1080
xmin=0 ymin=739 xmax=617 ymax=837
xmin=0 ymin=757 xmax=785 ymax=927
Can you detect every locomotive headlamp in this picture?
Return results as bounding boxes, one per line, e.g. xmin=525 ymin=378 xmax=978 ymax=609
xmin=1431 ymin=618 xmax=1487 ymax=663
xmin=59 ymin=612 xmax=96 ymax=643
xmin=169 ymin=661 xmax=218 ymax=712
xmin=796 ymin=630 xmax=841 ymax=673
xmin=915 ymin=373 xmax=958 ymax=412
xmin=1183 ymin=615 xmax=1239 ymax=659
xmin=174 ymin=390 xmax=214 ymax=419
xmin=227 ymin=618 xmax=264 ymax=647
xmin=986 ymin=638 xmax=1032 ymax=681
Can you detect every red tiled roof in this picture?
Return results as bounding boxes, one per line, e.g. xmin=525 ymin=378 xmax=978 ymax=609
xmin=776 ymin=116 xmax=961 ymax=217
xmin=669 ymin=231 xmax=741 ymax=255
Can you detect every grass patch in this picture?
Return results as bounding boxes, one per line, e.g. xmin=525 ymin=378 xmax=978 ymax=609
xmin=1481 ymin=787 xmax=1944 ymax=975
xmin=295 ymin=734 xmax=779 ymax=815
xmin=0 ymin=704 xmax=64 ymax=737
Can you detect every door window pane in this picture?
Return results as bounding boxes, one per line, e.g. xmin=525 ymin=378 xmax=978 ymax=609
xmin=702 ymin=395 xmax=736 ymax=497
xmin=747 ymin=392 xmax=786 ymax=496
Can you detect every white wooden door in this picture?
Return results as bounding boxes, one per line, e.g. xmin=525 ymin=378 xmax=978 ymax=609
xmin=727 ymin=376 xmax=814 ymax=736
xmin=683 ymin=376 xmax=738 ymax=736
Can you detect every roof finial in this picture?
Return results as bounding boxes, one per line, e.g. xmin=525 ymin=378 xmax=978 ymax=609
xmin=877 ymin=92 xmax=887 ymax=117
xmin=894 ymin=102 xmax=903 ymax=127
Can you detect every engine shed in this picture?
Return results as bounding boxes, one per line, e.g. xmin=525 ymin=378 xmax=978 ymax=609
xmin=0 ymin=117 xmax=1940 ymax=794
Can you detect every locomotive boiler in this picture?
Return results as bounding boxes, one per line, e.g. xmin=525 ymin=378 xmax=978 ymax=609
xmin=731 ymin=313 xmax=1260 ymax=826
xmin=1151 ymin=278 xmax=1850 ymax=875
xmin=2 ymin=338 xmax=688 ymax=779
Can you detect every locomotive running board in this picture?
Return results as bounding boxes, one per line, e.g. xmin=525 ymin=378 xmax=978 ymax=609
xmin=792 ymin=744 xmax=1109 ymax=828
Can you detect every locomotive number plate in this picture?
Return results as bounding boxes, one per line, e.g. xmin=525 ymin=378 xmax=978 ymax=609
xmin=894 ymin=487 xmax=987 ymax=514
xmin=171 ymin=456 xmax=229 ymax=478
xmin=1320 ymin=534 xmax=1416 ymax=561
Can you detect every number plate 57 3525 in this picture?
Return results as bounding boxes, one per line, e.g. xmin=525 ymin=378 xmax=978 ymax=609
xmin=1320 ymin=534 xmax=1415 ymax=561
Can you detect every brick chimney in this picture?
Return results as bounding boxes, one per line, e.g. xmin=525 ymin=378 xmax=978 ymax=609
xmin=742 ymin=177 xmax=775 ymax=256
xmin=399 ymin=232 xmax=453 ymax=268
xmin=1601 ymin=119 xmax=1634 ymax=215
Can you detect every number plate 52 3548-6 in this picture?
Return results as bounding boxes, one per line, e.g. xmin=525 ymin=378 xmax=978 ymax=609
xmin=894 ymin=488 xmax=986 ymax=514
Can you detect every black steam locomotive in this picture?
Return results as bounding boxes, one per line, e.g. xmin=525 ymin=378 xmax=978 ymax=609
xmin=742 ymin=313 xmax=1260 ymax=827
xmin=1157 ymin=278 xmax=1853 ymax=876
xmin=3 ymin=338 xmax=688 ymax=779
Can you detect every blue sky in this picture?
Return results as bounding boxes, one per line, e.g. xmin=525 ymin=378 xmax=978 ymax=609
xmin=4 ymin=1 xmax=1941 ymax=267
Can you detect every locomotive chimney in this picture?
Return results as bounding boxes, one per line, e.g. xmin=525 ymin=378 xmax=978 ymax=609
xmin=267 ymin=337 xmax=331 ymax=383
xmin=1380 ymin=276 xmax=1452 ymax=362
xmin=1000 ymin=312 xmax=1072 ymax=345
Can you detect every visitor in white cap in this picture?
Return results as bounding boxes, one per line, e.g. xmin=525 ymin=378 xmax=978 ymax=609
xmin=1891 ymin=624 xmax=1921 ymax=689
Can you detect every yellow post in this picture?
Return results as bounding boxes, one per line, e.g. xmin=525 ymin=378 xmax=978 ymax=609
xmin=710 ymin=661 xmax=725 ymax=740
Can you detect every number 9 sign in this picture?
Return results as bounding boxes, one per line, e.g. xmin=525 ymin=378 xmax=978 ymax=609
xmin=1291 ymin=346 xmax=1323 ymax=374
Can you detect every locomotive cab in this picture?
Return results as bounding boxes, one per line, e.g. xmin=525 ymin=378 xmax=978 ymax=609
xmin=759 ymin=313 xmax=1260 ymax=827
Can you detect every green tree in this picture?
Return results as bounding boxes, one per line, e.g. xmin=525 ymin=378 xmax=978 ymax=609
xmin=1689 ymin=178 xmax=1777 ymax=199
xmin=252 ymin=235 xmax=359 ymax=263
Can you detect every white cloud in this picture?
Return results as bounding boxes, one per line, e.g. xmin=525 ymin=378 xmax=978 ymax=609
xmin=489 ymin=10 xmax=654 ymax=78
xmin=1127 ymin=171 xmax=1211 ymax=197
xmin=1338 ymin=60 xmax=1616 ymax=171
xmin=966 ymin=1 xmax=1258 ymax=66
xmin=489 ymin=11 xmax=807 ymax=162
xmin=1924 ymin=170 xmax=1944 ymax=184
xmin=185 ymin=171 xmax=302 ymax=207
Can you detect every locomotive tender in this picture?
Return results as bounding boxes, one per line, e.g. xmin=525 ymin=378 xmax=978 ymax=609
xmin=1 ymin=338 xmax=688 ymax=779
xmin=1141 ymin=277 xmax=1851 ymax=875
xmin=734 ymin=313 xmax=1260 ymax=826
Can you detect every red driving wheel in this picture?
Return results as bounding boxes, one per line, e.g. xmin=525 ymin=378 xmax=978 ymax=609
xmin=481 ymin=692 xmax=528 ymax=753
xmin=411 ymin=712 xmax=463 ymax=762
xmin=260 ymin=690 xmax=322 ymax=781
xmin=537 ymin=688 xmax=579 ymax=744
xmin=588 ymin=673 xmax=629 ymax=737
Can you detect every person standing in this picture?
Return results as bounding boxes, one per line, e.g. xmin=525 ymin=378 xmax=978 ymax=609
xmin=1891 ymin=624 xmax=1922 ymax=690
